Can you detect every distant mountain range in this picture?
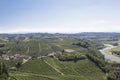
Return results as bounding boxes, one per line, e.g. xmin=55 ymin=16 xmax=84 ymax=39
xmin=0 ymin=32 xmax=120 ymax=38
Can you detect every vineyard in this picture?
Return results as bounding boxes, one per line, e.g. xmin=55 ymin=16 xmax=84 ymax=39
xmin=0 ymin=37 xmax=118 ymax=80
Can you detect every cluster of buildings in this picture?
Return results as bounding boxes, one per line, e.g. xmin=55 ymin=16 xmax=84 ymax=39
xmin=0 ymin=54 xmax=31 ymax=60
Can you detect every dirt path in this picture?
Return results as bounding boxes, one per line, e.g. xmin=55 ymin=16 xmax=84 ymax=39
xmin=44 ymin=60 xmax=64 ymax=75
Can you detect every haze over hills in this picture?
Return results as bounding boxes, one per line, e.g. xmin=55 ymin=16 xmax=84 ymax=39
xmin=0 ymin=32 xmax=120 ymax=38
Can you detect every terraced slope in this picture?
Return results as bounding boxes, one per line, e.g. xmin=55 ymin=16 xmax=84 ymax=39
xmin=0 ymin=37 xmax=107 ymax=80
xmin=10 ymin=58 xmax=107 ymax=80
xmin=1 ymin=38 xmax=89 ymax=56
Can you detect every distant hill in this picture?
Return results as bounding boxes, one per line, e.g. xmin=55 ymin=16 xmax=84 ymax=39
xmin=1 ymin=32 xmax=120 ymax=39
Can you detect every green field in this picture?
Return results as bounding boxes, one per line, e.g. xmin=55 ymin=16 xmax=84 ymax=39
xmin=10 ymin=58 xmax=107 ymax=80
xmin=0 ymin=37 xmax=108 ymax=80
xmin=0 ymin=38 xmax=89 ymax=56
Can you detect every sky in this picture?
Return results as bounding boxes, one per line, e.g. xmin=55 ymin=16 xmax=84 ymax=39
xmin=0 ymin=0 xmax=120 ymax=33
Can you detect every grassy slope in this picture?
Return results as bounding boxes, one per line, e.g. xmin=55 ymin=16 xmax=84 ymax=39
xmin=0 ymin=38 xmax=107 ymax=80
xmin=45 ymin=58 xmax=106 ymax=80
xmin=1 ymin=38 xmax=87 ymax=56
xmin=11 ymin=58 xmax=107 ymax=80
xmin=19 ymin=59 xmax=60 ymax=76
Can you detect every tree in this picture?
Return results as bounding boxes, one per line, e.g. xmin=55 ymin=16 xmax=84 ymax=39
xmin=15 ymin=62 xmax=22 ymax=70
xmin=62 ymin=50 xmax=65 ymax=54
xmin=107 ymin=72 xmax=116 ymax=80
xmin=0 ymin=62 xmax=9 ymax=80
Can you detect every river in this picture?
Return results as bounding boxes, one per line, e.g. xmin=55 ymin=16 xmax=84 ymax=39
xmin=99 ymin=44 xmax=120 ymax=62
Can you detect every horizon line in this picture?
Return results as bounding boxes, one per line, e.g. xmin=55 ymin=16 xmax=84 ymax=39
xmin=0 ymin=31 xmax=120 ymax=34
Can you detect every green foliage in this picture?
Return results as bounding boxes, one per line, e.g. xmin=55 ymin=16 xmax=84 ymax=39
xmin=107 ymin=72 xmax=116 ymax=80
xmin=0 ymin=44 xmax=5 ymax=48
xmin=58 ymin=53 xmax=86 ymax=62
xmin=86 ymin=54 xmax=108 ymax=73
xmin=112 ymin=51 xmax=120 ymax=56
xmin=0 ymin=63 xmax=9 ymax=80
xmin=15 ymin=62 xmax=22 ymax=70
xmin=72 ymin=39 xmax=90 ymax=48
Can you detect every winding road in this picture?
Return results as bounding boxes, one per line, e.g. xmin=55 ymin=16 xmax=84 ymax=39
xmin=99 ymin=44 xmax=120 ymax=62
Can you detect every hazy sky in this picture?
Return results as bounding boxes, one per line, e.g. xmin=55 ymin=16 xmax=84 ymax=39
xmin=0 ymin=0 xmax=120 ymax=33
